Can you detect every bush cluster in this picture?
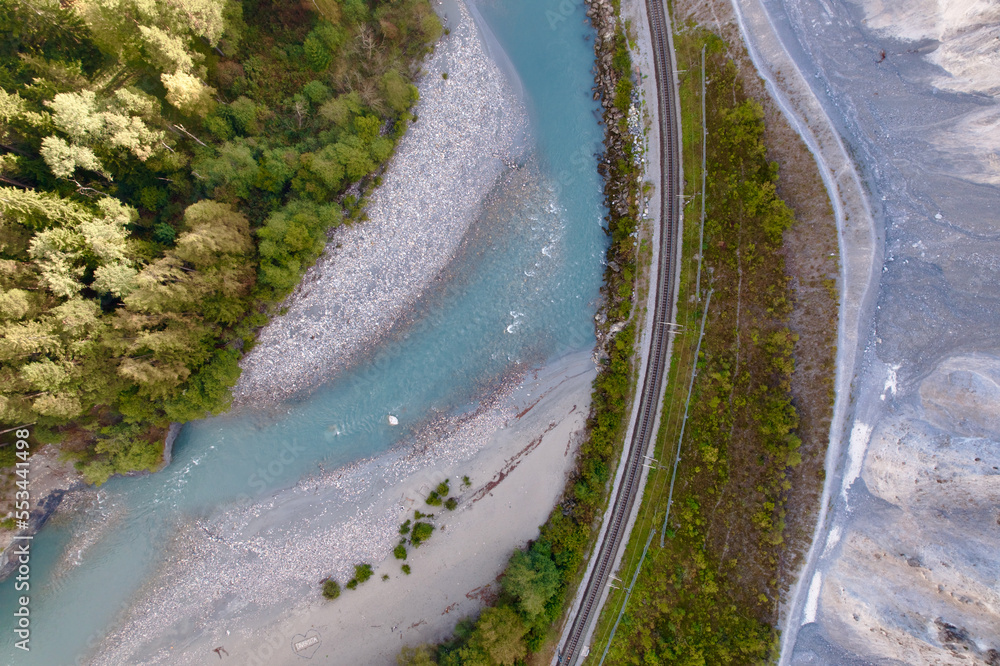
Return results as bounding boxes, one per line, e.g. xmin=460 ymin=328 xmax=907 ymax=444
xmin=425 ymin=479 xmax=449 ymax=506
xmin=322 ymin=579 xmax=340 ymax=600
xmin=410 ymin=522 xmax=434 ymax=547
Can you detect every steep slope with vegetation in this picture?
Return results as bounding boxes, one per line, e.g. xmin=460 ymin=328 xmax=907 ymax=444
xmin=0 ymin=0 xmax=440 ymax=484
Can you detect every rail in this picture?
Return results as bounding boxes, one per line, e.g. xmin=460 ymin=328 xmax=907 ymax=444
xmin=556 ymin=0 xmax=681 ymax=662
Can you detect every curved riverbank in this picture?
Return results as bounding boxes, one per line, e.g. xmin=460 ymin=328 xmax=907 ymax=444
xmin=232 ymin=0 xmax=529 ymax=408
xmin=90 ymin=351 xmax=596 ymax=664
xmin=0 ymin=0 xmax=529 ymax=576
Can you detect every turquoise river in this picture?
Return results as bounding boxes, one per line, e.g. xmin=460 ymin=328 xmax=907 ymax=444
xmin=0 ymin=0 xmax=608 ymax=662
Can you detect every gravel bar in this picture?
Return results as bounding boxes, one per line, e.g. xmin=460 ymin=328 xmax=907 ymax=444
xmin=232 ymin=1 xmax=529 ymax=408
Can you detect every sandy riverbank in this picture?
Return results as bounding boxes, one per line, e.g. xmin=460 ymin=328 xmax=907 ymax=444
xmin=232 ymin=0 xmax=529 ymax=408
xmin=90 ymin=350 xmax=596 ymax=664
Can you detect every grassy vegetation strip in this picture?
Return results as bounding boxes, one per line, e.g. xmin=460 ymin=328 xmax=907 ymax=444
xmin=395 ymin=1 xmax=646 ymax=664
xmin=588 ymin=25 xmax=812 ymax=665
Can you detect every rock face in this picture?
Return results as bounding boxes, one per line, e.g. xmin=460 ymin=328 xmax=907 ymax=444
xmin=855 ymin=0 xmax=1000 ymax=192
xmin=920 ymin=355 xmax=1000 ymax=439
xmin=859 ymin=0 xmax=1000 ymax=97
xmin=805 ymin=355 xmax=1000 ymax=665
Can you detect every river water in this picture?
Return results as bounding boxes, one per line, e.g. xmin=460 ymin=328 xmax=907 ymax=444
xmin=0 ymin=1 xmax=607 ymax=663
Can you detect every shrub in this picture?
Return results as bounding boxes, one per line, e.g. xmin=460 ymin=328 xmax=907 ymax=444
xmin=398 ymin=645 xmax=435 ymax=665
xmin=399 ymin=519 xmax=411 ymax=535
xmin=411 ymin=522 xmax=434 ymax=547
xmin=502 ymin=542 xmax=560 ymax=620
xmin=152 ymin=222 xmax=177 ymax=245
xmin=346 ymin=579 xmax=358 ymax=590
xmin=426 ymin=479 xmax=450 ymax=506
xmin=0 ymin=447 xmax=18 ymax=469
xmin=394 ymin=543 xmax=408 ymax=560
xmin=462 ymin=475 xmax=471 ymax=488
xmin=227 ymin=96 xmax=260 ymax=135
xmin=304 ymin=35 xmax=333 ymax=71
xmin=354 ymin=563 xmax=374 ymax=584
xmin=445 ymin=497 xmax=458 ymax=511
xmin=340 ymin=0 xmax=367 ymax=22
xmin=381 ymin=69 xmax=418 ymax=113
xmin=302 ymin=80 xmax=331 ymax=105
xmin=322 ymin=579 xmax=340 ymax=599
xmin=402 ymin=564 xmax=411 ymax=575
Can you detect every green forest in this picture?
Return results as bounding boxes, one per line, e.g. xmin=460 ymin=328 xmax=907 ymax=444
xmin=0 ymin=0 xmax=440 ymax=484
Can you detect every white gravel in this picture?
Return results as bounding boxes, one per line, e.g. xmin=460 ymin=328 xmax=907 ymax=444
xmin=232 ymin=1 xmax=529 ymax=407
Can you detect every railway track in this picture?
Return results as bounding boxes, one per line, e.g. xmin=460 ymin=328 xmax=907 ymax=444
xmin=556 ymin=0 xmax=681 ymax=663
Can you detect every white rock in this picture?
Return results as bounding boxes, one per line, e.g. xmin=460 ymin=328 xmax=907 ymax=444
xmin=387 ymin=415 xmax=399 ymax=426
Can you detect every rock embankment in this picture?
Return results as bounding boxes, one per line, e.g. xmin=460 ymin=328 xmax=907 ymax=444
xmin=589 ymin=0 xmax=628 ymax=139
xmin=585 ymin=0 xmax=645 ymax=354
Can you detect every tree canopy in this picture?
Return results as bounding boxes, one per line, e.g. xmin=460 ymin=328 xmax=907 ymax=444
xmin=0 ymin=0 xmax=440 ymax=484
